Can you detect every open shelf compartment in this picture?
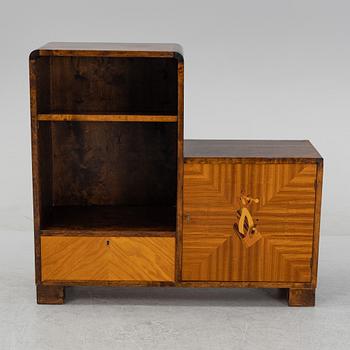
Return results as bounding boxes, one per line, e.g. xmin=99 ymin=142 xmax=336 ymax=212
xmin=37 ymin=121 xmax=178 ymax=235
xmin=41 ymin=205 xmax=176 ymax=235
xmin=34 ymin=55 xmax=178 ymax=116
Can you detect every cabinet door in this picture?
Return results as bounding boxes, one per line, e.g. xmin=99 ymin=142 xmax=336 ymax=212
xmin=182 ymin=162 xmax=316 ymax=282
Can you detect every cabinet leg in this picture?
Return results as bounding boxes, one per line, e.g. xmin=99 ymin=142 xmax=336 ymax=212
xmin=37 ymin=285 xmax=65 ymax=304
xmin=288 ymin=288 xmax=315 ymax=307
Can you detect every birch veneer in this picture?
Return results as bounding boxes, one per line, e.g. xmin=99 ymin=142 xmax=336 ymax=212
xmin=30 ymin=43 xmax=323 ymax=306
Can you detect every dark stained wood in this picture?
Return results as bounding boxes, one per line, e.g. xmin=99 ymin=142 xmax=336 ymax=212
xmin=179 ymin=282 xmax=312 ymax=289
xmin=288 ymin=288 xmax=315 ymax=306
xmin=37 ymin=122 xmax=53 ymax=228
xmin=35 ymin=56 xmax=178 ymax=115
xmin=49 ymin=122 xmax=177 ymax=206
xmin=35 ymin=57 xmax=51 ymax=115
xmin=37 ymin=285 xmax=65 ymax=304
xmin=311 ymin=160 xmax=324 ymax=288
xmin=41 ymin=205 xmax=176 ymax=234
xmin=176 ymin=62 xmax=184 ymax=281
xmin=32 ymin=42 xmax=183 ymax=60
xmin=42 ymin=281 xmax=310 ymax=288
xmin=184 ymin=140 xmax=322 ymax=162
xmin=41 ymin=230 xmax=175 ymax=237
xmin=30 ymin=43 xmax=184 ymax=300
xmin=29 ymin=57 xmax=42 ymax=284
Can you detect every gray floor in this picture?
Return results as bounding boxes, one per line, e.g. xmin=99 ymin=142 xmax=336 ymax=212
xmin=1 ymin=231 xmax=349 ymax=350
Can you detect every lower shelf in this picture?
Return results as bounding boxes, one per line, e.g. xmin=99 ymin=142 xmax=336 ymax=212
xmin=41 ymin=205 xmax=176 ymax=236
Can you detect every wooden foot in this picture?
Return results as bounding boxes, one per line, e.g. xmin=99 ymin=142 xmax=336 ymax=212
xmin=37 ymin=285 xmax=65 ymax=304
xmin=288 ymin=288 xmax=315 ymax=307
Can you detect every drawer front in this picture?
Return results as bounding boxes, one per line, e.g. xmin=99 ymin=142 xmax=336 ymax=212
xmin=182 ymin=162 xmax=317 ymax=282
xmin=41 ymin=236 xmax=175 ymax=282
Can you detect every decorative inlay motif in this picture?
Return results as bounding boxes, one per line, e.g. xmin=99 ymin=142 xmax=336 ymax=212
xmin=234 ymin=193 xmax=261 ymax=248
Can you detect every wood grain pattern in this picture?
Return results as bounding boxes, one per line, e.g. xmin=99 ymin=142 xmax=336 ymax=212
xmin=41 ymin=237 xmax=175 ymax=282
xmin=179 ymin=281 xmax=311 ymax=288
xmin=184 ymin=140 xmax=322 ymax=162
xmin=47 ymin=56 xmax=178 ymax=115
xmin=176 ymin=61 xmax=184 ymax=281
xmin=37 ymin=114 xmax=178 ymax=122
xmin=29 ymin=56 xmax=43 ymax=283
xmin=50 ymin=122 xmax=177 ymax=207
xmin=30 ymin=44 xmax=184 ymax=291
xmin=182 ymin=162 xmax=317 ymax=282
xmin=311 ymin=160 xmax=323 ymax=288
xmin=288 ymin=288 xmax=315 ymax=306
xmin=33 ymin=42 xmax=183 ymax=60
xmin=41 ymin=205 xmax=176 ymax=234
xmin=37 ymin=285 xmax=65 ymax=304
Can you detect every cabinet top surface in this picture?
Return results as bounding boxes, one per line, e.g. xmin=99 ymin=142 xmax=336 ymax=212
xmin=31 ymin=42 xmax=183 ymax=59
xmin=184 ymin=140 xmax=322 ymax=161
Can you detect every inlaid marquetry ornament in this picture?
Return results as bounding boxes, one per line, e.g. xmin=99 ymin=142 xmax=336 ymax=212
xmin=233 ymin=193 xmax=262 ymax=248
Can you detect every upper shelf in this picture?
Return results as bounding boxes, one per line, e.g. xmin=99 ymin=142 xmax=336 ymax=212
xmin=37 ymin=114 xmax=178 ymax=123
xmin=33 ymin=55 xmax=179 ymax=116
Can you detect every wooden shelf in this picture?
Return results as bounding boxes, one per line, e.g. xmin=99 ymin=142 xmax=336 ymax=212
xmin=41 ymin=205 xmax=176 ymax=236
xmin=37 ymin=114 xmax=178 ymax=122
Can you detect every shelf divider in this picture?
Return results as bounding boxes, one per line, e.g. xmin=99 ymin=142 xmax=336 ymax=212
xmin=37 ymin=114 xmax=178 ymax=122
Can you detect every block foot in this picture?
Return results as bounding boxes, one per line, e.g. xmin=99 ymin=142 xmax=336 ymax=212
xmin=288 ymin=288 xmax=315 ymax=307
xmin=37 ymin=285 xmax=65 ymax=304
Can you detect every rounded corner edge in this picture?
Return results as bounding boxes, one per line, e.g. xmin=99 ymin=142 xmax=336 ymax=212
xmin=172 ymin=44 xmax=184 ymax=63
xmin=174 ymin=52 xmax=184 ymax=63
xmin=29 ymin=49 xmax=40 ymax=61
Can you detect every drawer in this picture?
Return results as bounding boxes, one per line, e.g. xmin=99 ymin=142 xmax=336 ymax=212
xmin=182 ymin=162 xmax=317 ymax=282
xmin=41 ymin=236 xmax=175 ymax=282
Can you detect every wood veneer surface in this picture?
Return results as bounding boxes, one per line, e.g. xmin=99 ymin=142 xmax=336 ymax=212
xmin=41 ymin=236 xmax=175 ymax=282
xmin=33 ymin=42 xmax=183 ymax=59
xmin=182 ymin=162 xmax=317 ymax=282
xmin=184 ymin=140 xmax=322 ymax=160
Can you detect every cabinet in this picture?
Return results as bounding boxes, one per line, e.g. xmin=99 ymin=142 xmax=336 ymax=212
xmin=30 ymin=43 xmax=323 ymax=306
xmin=182 ymin=140 xmax=323 ymax=306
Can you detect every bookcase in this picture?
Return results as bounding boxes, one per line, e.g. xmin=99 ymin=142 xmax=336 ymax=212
xmin=30 ymin=43 xmax=322 ymax=307
xmin=30 ymin=43 xmax=183 ymax=303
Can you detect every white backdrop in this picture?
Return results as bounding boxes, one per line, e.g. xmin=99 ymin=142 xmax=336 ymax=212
xmin=1 ymin=0 xmax=349 ymax=236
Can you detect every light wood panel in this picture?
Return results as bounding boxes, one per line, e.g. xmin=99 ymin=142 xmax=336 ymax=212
xmin=41 ymin=236 xmax=175 ymax=282
xmin=182 ymin=162 xmax=317 ymax=282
